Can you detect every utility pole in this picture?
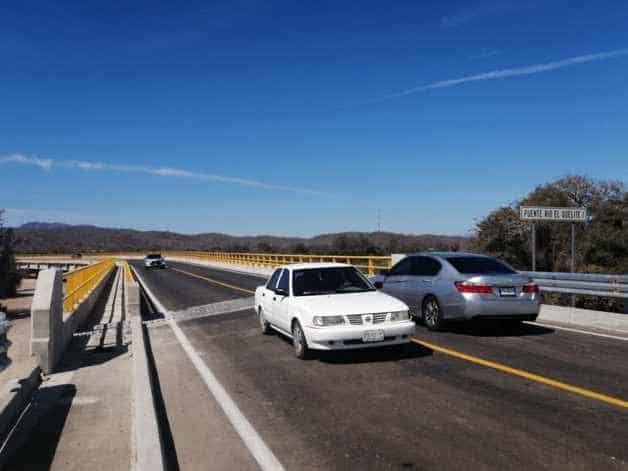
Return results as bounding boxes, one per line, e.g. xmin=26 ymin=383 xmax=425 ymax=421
xmin=376 ymin=210 xmax=382 ymax=233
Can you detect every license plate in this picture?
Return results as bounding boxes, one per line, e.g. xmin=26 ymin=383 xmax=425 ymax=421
xmin=362 ymin=330 xmax=385 ymax=343
xmin=499 ymin=287 xmax=516 ymax=297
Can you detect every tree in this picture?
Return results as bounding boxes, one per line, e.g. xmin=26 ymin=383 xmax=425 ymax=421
xmin=293 ymin=243 xmax=309 ymax=254
xmin=256 ymin=242 xmax=275 ymax=253
xmin=471 ymin=176 xmax=627 ymax=311
xmin=471 ymin=176 xmax=627 ymax=273
xmin=471 ymin=206 xmax=532 ymax=269
xmin=0 ymin=210 xmax=21 ymax=298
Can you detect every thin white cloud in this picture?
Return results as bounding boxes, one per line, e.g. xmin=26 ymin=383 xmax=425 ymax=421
xmin=441 ymin=3 xmax=523 ymax=28
xmin=366 ymin=48 xmax=628 ymax=104
xmin=0 ymin=154 xmax=53 ymax=171
xmin=1 ymin=155 xmax=322 ymax=196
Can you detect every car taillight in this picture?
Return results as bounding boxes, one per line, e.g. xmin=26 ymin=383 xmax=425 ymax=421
xmin=523 ymin=284 xmax=539 ymax=294
xmin=455 ymin=282 xmax=493 ymax=294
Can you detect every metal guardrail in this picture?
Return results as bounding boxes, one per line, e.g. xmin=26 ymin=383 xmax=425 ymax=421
xmin=165 ymin=251 xmax=393 ymax=275
xmin=521 ymin=271 xmax=628 ymax=299
xmin=63 ymin=259 xmax=116 ymax=312
xmin=16 ymin=259 xmax=91 ymax=274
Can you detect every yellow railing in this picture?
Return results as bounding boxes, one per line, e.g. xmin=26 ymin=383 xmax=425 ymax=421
xmin=165 ymin=251 xmax=393 ymax=275
xmin=63 ymin=259 xmax=116 ymax=313
xmin=30 ymin=251 xmax=393 ymax=276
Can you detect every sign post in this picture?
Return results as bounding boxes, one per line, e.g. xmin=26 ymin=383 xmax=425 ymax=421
xmin=520 ymin=206 xmax=587 ymax=276
xmin=531 ymin=223 xmax=536 ymax=271
xmin=571 ymin=222 xmax=576 ymax=306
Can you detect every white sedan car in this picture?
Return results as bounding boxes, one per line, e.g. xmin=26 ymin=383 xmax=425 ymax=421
xmin=254 ymin=263 xmax=415 ymax=359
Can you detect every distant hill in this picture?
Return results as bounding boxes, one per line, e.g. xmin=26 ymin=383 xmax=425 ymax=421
xmin=13 ymin=222 xmax=469 ymax=255
xmin=18 ymin=222 xmax=74 ymax=230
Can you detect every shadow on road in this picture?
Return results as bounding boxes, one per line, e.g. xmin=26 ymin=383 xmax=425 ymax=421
xmin=317 ymin=343 xmax=432 ymax=365
xmin=272 ymin=330 xmax=433 ymax=364
xmin=0 ymin=384 xmax=76 ymax=470
xmin=440 ymin=320 xmax=555 ymax=338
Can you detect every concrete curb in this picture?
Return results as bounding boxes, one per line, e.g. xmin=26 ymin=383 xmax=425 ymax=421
xmin=0 ymin=366 xmax=41 ymax=447
xmin=127 ymin=270 xmax=165 ymax=471
xmin=538 ymin=304 xmax=628 ymax=333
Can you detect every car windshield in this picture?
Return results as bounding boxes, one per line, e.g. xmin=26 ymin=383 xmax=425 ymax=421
xmin=147 ymin=253 xmax=162 ymax=259
xmin=292 ymin=267 xmax=375 ymax=296
xmin=446 ymin=256 xmax=516 ymax=275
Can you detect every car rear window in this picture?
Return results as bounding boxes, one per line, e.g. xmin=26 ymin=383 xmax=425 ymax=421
xmin=446 ymin=256 xmax=516 ymax=275
xmin=147 ymin=253 xmax=162 ymax=259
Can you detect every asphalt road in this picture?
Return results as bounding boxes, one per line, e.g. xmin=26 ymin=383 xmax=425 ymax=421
xmin=131 ymin=260 xmax=628 ymax=471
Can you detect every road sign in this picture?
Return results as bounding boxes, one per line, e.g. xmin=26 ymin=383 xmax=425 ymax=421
xmin=521 ymin=206 xmax=587 ymax=291
xmin=520 ymin=206 xmax=587 ymax=222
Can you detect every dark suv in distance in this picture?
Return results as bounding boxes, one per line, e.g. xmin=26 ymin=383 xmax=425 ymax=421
xmin=373 ymin=252 xmax=541 ymax=331
xmin=144 ymin=253 xmax=167 ymax=269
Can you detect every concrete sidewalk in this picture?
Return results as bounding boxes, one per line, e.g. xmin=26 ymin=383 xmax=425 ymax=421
xmin=1 ymin=268 xmax=133 ymax=471
xmin=0 ymin=279 xmax=39 ymax=387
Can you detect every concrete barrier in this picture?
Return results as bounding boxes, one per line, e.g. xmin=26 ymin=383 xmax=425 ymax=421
xmin=30 ymin=267 xmax=115 ymax=374
xmin=30 ymin=270 xmax=64 ymax=374
xmin=126 ymin=279 xmax=141 ymax=320
xmin=126 ymin=276 xmax=165 ymax=471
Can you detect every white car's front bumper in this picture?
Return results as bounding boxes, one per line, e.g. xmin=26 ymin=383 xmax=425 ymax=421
xmin=304 ymin=321 xmax=416 ymax=350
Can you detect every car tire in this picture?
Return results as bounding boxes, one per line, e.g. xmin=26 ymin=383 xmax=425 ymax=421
xmin=292 ymin=320 xmax=310 ymax=360
xmin=259 ymin=308 xmax=272 ymax=335
xmin=422 ymin=296 xmax=445 ymax=331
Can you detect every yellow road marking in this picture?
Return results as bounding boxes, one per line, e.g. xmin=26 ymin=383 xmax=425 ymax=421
xmin=170 ymin=266 xmax=628 ymax=410
xmin=411 ymin=338 xmax=628 ymax=410
xmin=171 ymin=267 xmax=256 ymax=295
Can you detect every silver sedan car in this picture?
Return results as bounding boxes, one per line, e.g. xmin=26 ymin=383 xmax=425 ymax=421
xmin=373 ymin=252 xmax=541 ymax=331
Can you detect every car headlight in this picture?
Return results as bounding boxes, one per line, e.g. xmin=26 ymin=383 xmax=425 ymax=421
xmin=389 ymin=310 xmax=409 ymax=321
xmin=312 ymin=315 xmax=345 ymax=326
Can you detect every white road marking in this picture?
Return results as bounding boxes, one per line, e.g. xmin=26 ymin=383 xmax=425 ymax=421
xmin=528 ymin=321 xmax=628 ymax=342
xmin=132 ymin=266 xmax=286 ymax=471
xmin=171 ymin=297 xmax=255 ymax=320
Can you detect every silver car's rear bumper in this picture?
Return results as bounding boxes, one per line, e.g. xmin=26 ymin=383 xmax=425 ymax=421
xmin=445 ymin=294 xmax=541 ymax=320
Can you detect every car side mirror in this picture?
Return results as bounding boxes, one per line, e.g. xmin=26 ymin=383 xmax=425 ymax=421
xmin=274 ymin=287 xmax=289 ymax=297
xmin=374 ymin=281 xmax=383 ymax=289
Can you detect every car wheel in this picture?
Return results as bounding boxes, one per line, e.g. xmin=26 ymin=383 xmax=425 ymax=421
xmin=259 ymin=308 xmax=272 ymax=335
xmin=422 ymin=296 xmax=444 ymax=331
xmin=292 ymin=320 xmax=310 ymax=360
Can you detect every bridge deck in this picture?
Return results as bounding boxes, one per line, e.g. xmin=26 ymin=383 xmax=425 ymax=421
xmin=130 ymin=260 xmax=628 ymax=471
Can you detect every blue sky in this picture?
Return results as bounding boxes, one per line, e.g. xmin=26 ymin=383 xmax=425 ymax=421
xmin=1 ymin=1 xmax=627 ymax=236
